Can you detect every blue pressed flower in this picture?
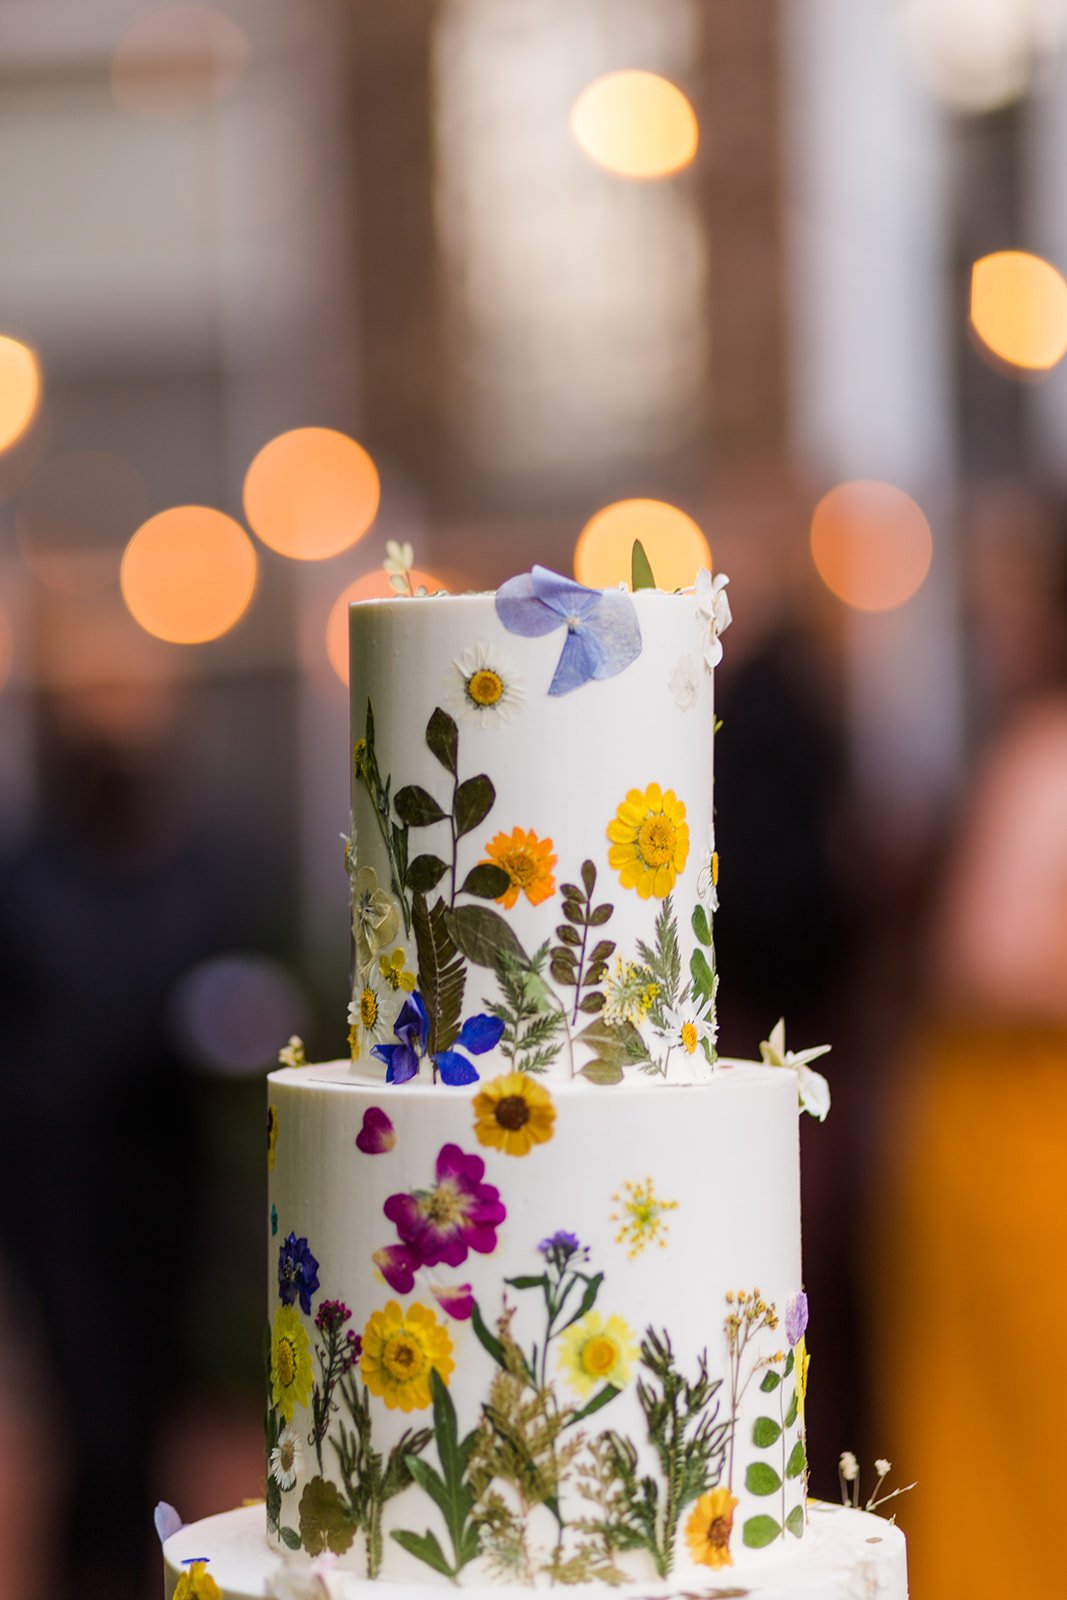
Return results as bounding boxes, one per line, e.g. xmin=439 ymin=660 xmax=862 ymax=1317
xmin=372 ymin=992 xmax=429 ymax=1084
xmin=457 ymin=1013 xmax=505 ymax=1056
xmin=495 ymin=566 xmax=642 ymax=695
xmin=278 ymin=1231 xmax=320 ymax=1315
xmin=434 ymin=1050 xmax=481 ymax=1087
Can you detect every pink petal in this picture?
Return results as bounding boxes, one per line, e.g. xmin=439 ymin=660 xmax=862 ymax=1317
xmin=431 ymin=1281 xmax=474 ymax=1321
xmin=373 ymin=1243 xmax=417 ymax=1293
xmin=356 ymin=1106 xmax=397 ymax=1155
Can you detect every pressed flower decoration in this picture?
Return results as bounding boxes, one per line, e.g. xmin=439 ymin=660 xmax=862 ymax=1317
xmin=482 ymin=827 xmax=557 ymax=909
xmin=347 ymin=979 xmax=392 ymax=1061
xmin=355 ymin=1105 xmax=396 ymax=1155
xmin=378 ymin=948 xmax=416 ymax=993
xmin=558 ymin=1309 xmax=638 ymax=1396
xmin=495 ymin=565 xmax=641 ymax=695
xmin=352 ymin=866 xmax=401 ymax=976
xmin=277 ymin=1035 xmax=307 ymax=1069
xmin=384 ymin=538 xmax=429 ymax=597
xmin=451 ymin=641 xmax=524 ymax=725
xmin=694 ymin=567 xmax=732 ymax=669
xmin=278 ymin=1232 xmax=320 ymax=1315
xmin=269 ymin=1423 xmax=304 ymax=1490
xmin=471 ymin=1071 xmax=556 ymax=1156
xmin=271 ymin=1304 xmax=314 ymax=1422
xmin=719 ymin=1018 xmax=832 ymax=1120
xmin=607 ymin=783 xmax=690 ymax=900
xmin=371 ymin=992 xmax=504 ymax=1085
xmin=610 ymin=1176 xmax=679 ymax=1258
xmin=668 ymin=653 xmax=699 ymax=711
xmin=360 ymin=1298 xmax=454 ymax=1411
xmin=174 ymin=1562 xmax=222 ymax=1600
xmin=685 ymin=1486 xmax=739 ymax=1569
xmin=838 ymin=1454 xmax=916 ymax=1516
xmin=375 ymin=1142 xmax=506 ymax=1295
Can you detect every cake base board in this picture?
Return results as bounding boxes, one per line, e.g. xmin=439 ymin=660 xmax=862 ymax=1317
xmin=162 ymin=1502 xmax=907 ymax=1599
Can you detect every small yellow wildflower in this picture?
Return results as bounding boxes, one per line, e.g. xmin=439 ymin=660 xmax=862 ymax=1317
xmin=361 ymin=1300 xmax=454 ymax=1412
xmin=174 ymin=1562 xmax=222 ymax=1600
xmin=607 ymin=782 xmax=690 ymax=900
xmin=610 ymin=1176 xmax=679 ymax=1258
xmin=558 ymin=1311 xmax=638 ymax=1396
xmin=379 ymin=948 xmax=416 ymax=992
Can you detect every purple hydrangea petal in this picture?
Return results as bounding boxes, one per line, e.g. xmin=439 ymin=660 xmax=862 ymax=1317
xmin=431 ymin=1282 xmax=474 ymax=1321
xmin=373 ymin=1243 xmax=417 ymax=1293
xmin=529 ymin=565 xmax=602 ymax=620
xmin=434 ymin=1050 xmax=480 ymax=1086
xmin=495 ymin=571 xmax=564 ymax=637
xmin=548 ymin=622 xmax=609 ymax=695
xmin=785 ymin=1290 xmax=809 ymax=1347
xmin=154 ymin=1503 xmax=183 ymax=1544
xmin=589 ymin=587 xmax=643 ymax=680
xmin=355 ymin=1106 xmax=397 ymax=1155
xmin=458 ymin=1013 xmax=506 ymax=1056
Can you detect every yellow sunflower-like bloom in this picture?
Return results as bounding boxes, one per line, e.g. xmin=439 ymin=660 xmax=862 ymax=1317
xmin=379 ymin=948 xmax=417 ymax=992
xmin=472 ymin=1072 xmax=556 ymax=1157
xmin=607 ymin=783 xmax=689 ymax=900
xmin=482 ymin=827 xmax=558 ymax=910
xmin=361 ymin=1299 xmax=454 ymax=1412
xmin=685 ymin=1486 xmax=739 ymax=1569
xmin=558 ymin=1310 xmax=638 ymax=1396
xmin=271 ymin=1304 xmax=314 ymax=1423
xmin=174 ymin=1560 xmax=222 ymax=1599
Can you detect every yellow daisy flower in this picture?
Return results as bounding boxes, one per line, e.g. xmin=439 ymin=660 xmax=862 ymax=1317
xmin=174 ymin=1562 xmax=222 ymax=1600
xmin=482 ymin=827 xmax=557 ymax=910
xmin=271 ymin=1304 xmax=314 ymax=1423
xmin=267 ymin=1104 xmax=279 ymax=1173
xmin=361 ymin=1299 xmax=454 ymax=1412
xmin=558 ymin=1310 xmax=638 ymax=1396
xmin=607 ymin=783 xmax=689 ymax=899
xmin=379 ymin=948 xmax=416 ymax=992
xmin=685 ymin=1486 xmax=739 ymax=1569
xmin=472 ymin=1072 xmax=556 ymax=1157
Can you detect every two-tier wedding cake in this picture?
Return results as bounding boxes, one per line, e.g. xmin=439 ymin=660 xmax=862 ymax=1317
xmin=161 ymin=564 xmax=908 ymax=1600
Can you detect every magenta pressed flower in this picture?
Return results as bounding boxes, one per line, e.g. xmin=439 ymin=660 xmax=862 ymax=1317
xmin=356 ymin=1106 xmax=397 ymax=1155
xmin=373 ymin=1243 xmax=418 ymax=1294
xmin=431 ymin=1281 xmax=475 ymax=1321
xmin=314 ymin=1299 xmax=352 ymax=1334
xmin=384 ymin=1143 xmax=505 ymax=1270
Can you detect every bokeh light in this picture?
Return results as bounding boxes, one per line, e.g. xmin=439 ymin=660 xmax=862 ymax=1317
xmin=120 ymin=506 xmax=257 ymax=644
xmin=326 ymin=569 xmax=446 ymax=685
xmin=970 ymin=251 xmax=1067 ymax=372
xmin=170 ymin=953 xmax=309 ymax=1077
xmin=574 ymin=499 xmax=710 ymax=590
xmin=810 ymin=481 xmax=933 ymax=612
xmin=111 ymin=5 xmax=250 ymax=120
xmin=243 ymin=428 xmax=381 ymax=562
xmin=569 ymin=71 xmax=699 ymax=180
xmin=16 ymin=451 xmax=150 ymax=595
xmin=0 ymin=336 xmax=41 ymax=454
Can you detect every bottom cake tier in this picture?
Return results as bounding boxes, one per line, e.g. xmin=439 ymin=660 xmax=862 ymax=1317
xmin=162 ymin=1501 xmax=908 ymax=1599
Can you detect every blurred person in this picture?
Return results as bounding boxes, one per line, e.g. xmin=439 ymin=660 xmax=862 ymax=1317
xmin=0 ymin=681 xmax=232 ymax=1600
xmin=873 ymin=482 xmax=1067 ymax=1598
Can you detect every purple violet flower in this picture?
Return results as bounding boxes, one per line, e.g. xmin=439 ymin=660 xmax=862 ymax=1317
xmin=278 ymin=1231 xmax=320 ymax=1316
xmin=356 ymin=1106 xmax=397 ymax=1154
xmin=495 ymin=566 xmax=642 ymax=695
xmin=371 ymin=993 xmax=428 ymax=1084
xmin=371 ymin=992 xmax=504 ymax=1086
xmin=538 ymin=1230 xmax=582 ymax=1257
xmin=785 ymin=1290 xmax=809 ymax=1348
xmin=384 ymin=1143 xmax=506 ymax=1269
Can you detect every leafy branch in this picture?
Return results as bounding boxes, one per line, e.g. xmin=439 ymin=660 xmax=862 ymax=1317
xmin=330 ymin=1373 xmax=433 ymax=1577
xmin=353 ymin=700 xmax=411 ymax=936
xmin=485 ymin=943 xmax=569 ymax=1075
xmin=396 ymin=708 xmax=508 ymax=911
xmin=550 ymin=860 xmax=616 ymax=1026
xmin=391 ymin=1370 xmax=481 ymax=1580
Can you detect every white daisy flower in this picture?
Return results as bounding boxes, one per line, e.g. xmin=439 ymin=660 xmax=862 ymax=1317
xmin=694 ymin=568 xmax=733 ymax=670
xmin=269 ymin=1424 xmax=304 ymax=1490
xmin=450 ymin=642 xmax=524 ymax=725
xmin=347 ymin=977 xmax=394 ymax=1060
xmin=668 ymin=653 xmax=699 ymax=711
xmin=696 ymin=824 xmax=719 ymax=912
xmin=664 ymin=990 xmax=717 ymax=1061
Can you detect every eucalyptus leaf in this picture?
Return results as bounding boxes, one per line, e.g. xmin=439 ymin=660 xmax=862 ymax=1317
xmin=743 ymin=1514 xmax=781 ymax=1549
xmin=752 ymin=1416 xmax=782 ymax=1448
xmin=454 ymin=775 xmax=495 ymax=837
xmin=394 ymin=785 xmax=448 ymax=828
xmin=745 ymin=1462 xmax=782 ymax=1496
xmin=425 ymin=707 xmax=458 ymax=775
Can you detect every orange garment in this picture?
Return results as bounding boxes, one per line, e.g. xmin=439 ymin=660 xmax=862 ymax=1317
xmin=874 ymin=1021 xmax=1067 ymax=1599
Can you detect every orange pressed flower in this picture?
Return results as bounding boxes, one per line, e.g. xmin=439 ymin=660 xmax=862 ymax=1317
xmin=482 ymin=827 xmax=557 ymax=910
xmin=685 ymin=1486 xmax=739 ymax=1569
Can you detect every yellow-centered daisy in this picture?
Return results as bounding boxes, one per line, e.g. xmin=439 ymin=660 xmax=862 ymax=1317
xmin=361 ymin=1299 xmax=454 ymax=1411
xmin=451 ymin=642 xmax=524 ymax=725
xmin=558 ymin=1310 xmax=638 ymax=1395
xmin=607 ymin=783 xmax=689 ymax=899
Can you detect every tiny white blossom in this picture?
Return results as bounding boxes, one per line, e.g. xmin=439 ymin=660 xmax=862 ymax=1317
xmin=839 ymin=1450 xmax=859 ymax=1483
xmin=760 ymin=1018 xmax=832 ymax=1122
xmin=668 ymin=653 xmax=699 ymax=711
xmin=694 ymin=568 xmax=733 ymax=670
xmin=874 ymin=1458 xmax=892 ymax=1478
xmin=277 ymin=1035 xmax=306 ymax=1070
xmin=269 ymin=1424 xmax=304 ymax=1489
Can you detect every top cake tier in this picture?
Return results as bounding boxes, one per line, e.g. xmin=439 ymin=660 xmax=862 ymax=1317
xmin=347 ymin=568 xmax=726 ymax=1087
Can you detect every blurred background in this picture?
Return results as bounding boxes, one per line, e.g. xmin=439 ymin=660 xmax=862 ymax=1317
xmin=3 ymin=1 xmax=1067 ymax=1595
